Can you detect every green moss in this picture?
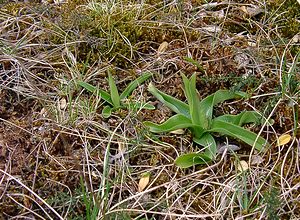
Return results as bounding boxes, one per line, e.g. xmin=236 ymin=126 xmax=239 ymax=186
xmin=1 ymin=1 xmax=200 ymax=69
xmin=1 ymin=2 xmax=28 ymax=14
xmin=40 ymin=1 xmax=189 ymax=68
xmin=268 ymin=0 xmax=300 ymax=38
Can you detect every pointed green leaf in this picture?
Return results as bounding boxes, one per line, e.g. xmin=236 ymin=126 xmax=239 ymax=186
xmin=188 ymin=125 xmax=205 ymax=139
xmin=209 ymin=119 xmax=267 ymax=151
xmin=181 ymin=73 xmax=201 ymax=124
xmin=175 ymin=153 xmax=212 ymax=168
xmin=144 ymin=114 xmax=193 ymax=133
xmin=183 ymin=56 xmax=205 ymax=73
xmin=215 ymin=111 xmax=262 ymax=126
xmin=102 ymin=105 xmax=113 ymax=118
xmin=142 ymin=103 xmax=156 ymax=110
xmin=77 ymin=81 xmax=112 ymax=105
xmin=122 ymin=102 xmax=155 ymax=110
xmin=108 ymin=72 xmax=120 ymax=108
xmin=193 ymin=133 xmax=217 ymax=160
xmin=148 ymin=83 xmax=190 ymax=118
xmin=120 ymin=72 xmax=153 ymax=99
xmin=199 ymin=90 xmax=248 ymax=129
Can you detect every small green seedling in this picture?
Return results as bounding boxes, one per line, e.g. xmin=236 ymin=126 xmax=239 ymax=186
xmin=78 ymin=72 xmax=155 ymax=118
xmin=144 ymin=73 xmax=268 ymax=168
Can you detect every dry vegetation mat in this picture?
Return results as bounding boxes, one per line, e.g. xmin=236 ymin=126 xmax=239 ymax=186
xmin=0 ymin=0 xmax=299 ymax=219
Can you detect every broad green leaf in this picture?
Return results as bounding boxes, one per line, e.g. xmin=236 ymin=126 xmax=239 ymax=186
xmin=148 ymin=83 xmax=190 ymax=118
xmin=102 ymin=105 xmax=113 ymax=118
xmin=108 ymin=72 xmax=120 ymax=108
xmin=141 ymin=103 xmax=155 ymax=110
xmin=237 ymin=160 xmax=249 ymax=172
xmin=175 ymin=153 xmax=212 ymax=168
xmin=209 ymin=120 xmax=267 ymax=151
xmin=214 ymin=111 xmax=262 ymax=126
xmin=122 ymin=102 xmax=155 ymax=110
xmin=188 ymin=125 xmax=205 ymax=138
xmin=181 ymin=73 xmax=201 ymax=124
xmin=193 ymin=133 xmax=217 ymax=160
xmin=77 ymin=81 xmax=112 ymax=105
xmin=120 ymin=72 xmax=153 ymax=99
xmin=144 ymin=114 xmax=193 ymax=133
xmin=199 ymin=90 xmax=248 ymax=129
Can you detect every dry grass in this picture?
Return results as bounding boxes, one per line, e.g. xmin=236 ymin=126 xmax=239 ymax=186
xmin=0 ymin=0 xmax=299 ymax=219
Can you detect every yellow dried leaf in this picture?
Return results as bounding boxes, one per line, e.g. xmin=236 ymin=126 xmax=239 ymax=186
xmin=170 ymin=129 xmax=185 ymax=134
xmin=237 ymin=160 xmax=249 ymax=172
xmin=240 ymin=6 xmax=264 ymax=17
xmin=157 ymin=41 xmax=169 ymax=54
xmin=138 ymin=172 xmax=150 ymax=192
xmin=292 ymin=34 xmax=300 ymax=43
xmin=40 ymin=108 xmax=47 ymax=117
xmin=240 ymin=6 xmax=248 ymax=14
xmin=248 ymin=41 xmax=257 ymax=47
xmin=277 ymin=134 xmax=291 ymax=146
xmin=59 ymin=98 xmax=67 ymax=110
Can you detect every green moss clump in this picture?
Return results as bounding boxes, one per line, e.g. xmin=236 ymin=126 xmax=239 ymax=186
xmin=268 ymin=0 xmax=300 ymax=38
xmin=42 ymin=1 xmax=192 ymax=68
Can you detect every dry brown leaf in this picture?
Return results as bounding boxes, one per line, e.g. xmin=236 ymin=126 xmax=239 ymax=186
xmin=59 ymin=98 xmax=67 ymax=110
xmin=218 ymin=144 xmax=240 ymax=154
xmin=248 ymin=41 xmax=257 ymax=47
xmin=292 ymin=34 xmax=300 ymax=43
xmin=250 ymin=155 xmax=264 ymax=165
xmin=277 ymin=134 xmax=291 ymax=146
xmin=23 ymin=195 xmax=32 ymax=209
xmin=40 ymin=108 xmax=47 ymax=117
xmin=138 ymin=172 xmax=150 ymax=192
xmin=201 ymin=25 xmax=222 ymax=33
xmin=240 ymin=6 xmax=264 ymax=17
xmin=211 ymin=10 xmax=225 ymax=19
xmin=237 ymin=160 xmax=249 ymax=172
xmin=157 ymin=41 xmax=169 ymax=54
xmin=240 ymin=6 xmax=248 ymax=14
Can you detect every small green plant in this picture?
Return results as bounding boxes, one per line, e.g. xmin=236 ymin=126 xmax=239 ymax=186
xmin=263 ymin=187 xmax=281 ymax=220
xmin=78 ymin=71 xmax=155 ymax=118
xmin=280 ymin=52 xmax=300 ymax=136
xmin=80 ymin=176 xmax=100 ymax=220
xmin=144 ymin=73 xmax=268 ymax=168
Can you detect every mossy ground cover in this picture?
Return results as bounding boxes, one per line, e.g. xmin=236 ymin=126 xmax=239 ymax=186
xmin=0 ymin=0 xmax=299 ymax=219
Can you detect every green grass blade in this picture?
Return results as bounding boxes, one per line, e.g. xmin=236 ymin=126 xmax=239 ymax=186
xmin=77 ymin=81 xmax=112 ymax=105
xmin=199 ymin=90 xmax=249 ymax=129
xmin=108 ymin=72 xmax=121 ymax=108
xmin=144 ymin=114 xmax=193 ymax=133
xmin=122 ymin=102 xmax=155 ymax=110
xmin=193 ymin=133 xmax=217 ymax=160
xmin=175 ymin=153 xmax=212 ymax=168
xmin=209 ymin=119 xmax=267 ymax=151
xmin=215 ymin=111 xmax=262 ymax=126
xmin=183 ymin=56 xmax=205 ymax=73
xmin=148 ymin=82 xmax=190 ymax=118
xmin=120 ymin=72 xmax=153 ymax=100
xmin=80 ymin=176 xmax=91 ymax=219
xmin=102 ymin=106 xmax=113 ymax=118
xmin=181 ymin=73 xmax=201 ymax=124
